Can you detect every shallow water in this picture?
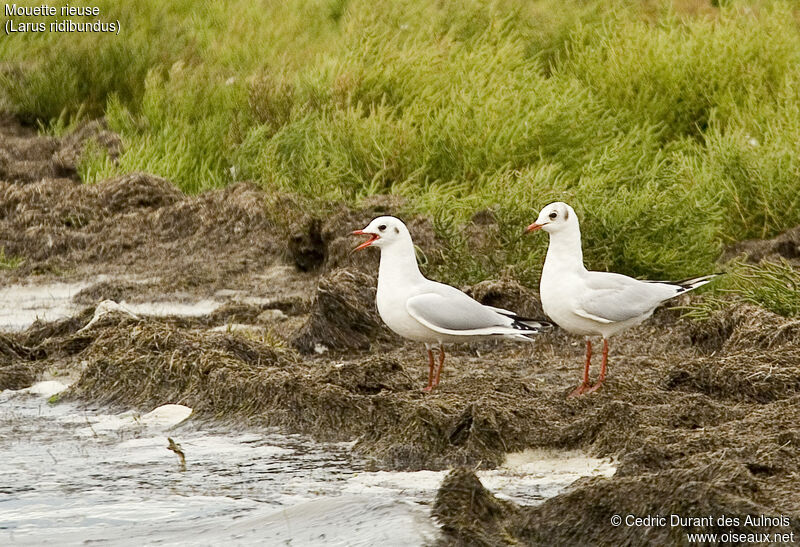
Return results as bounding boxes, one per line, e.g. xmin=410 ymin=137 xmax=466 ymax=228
xmin=0 ymin=384 xmax=437 ymax=546
xmin=0 ymin=283 xmax=615 ymax=545
xmin=0 ymin=279 xmax=223 ymax=332
xmin=0 ymin=281 xmax=92 ymax=331
xmin=0 ymin=383 xmax=615 ymax=546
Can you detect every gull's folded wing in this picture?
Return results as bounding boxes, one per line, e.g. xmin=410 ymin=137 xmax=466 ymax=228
xmin=575 ymin=272 xmax=678 ymax=324
xmin=406 ymin=293 xmax=544 ymax=336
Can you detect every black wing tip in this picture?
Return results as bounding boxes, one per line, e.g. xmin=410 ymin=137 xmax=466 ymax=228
xmin=679 ymin=273 xmax=722 ymax=285
xmin=672 ymin=272 xmax=723 ymax=294
xmin=680 ymin=272 xmax=723 ymax=281
xmin=511 ymin=319 xmax=554 ymax=333
xmin=646 ymin=272 xmax=725 ymax=286
xmin=503 ymin=311 xmax=553 ymax=324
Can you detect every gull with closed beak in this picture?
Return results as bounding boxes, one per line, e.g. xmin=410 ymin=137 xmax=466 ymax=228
xmin=353 ymin=216 xmax=551 ymax=392
xmin=526 ymin=202 xmax=719 ymax=397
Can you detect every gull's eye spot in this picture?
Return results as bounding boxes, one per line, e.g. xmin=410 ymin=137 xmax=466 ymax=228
xmin=378 ymin=224 xmax=387 ymax=231
xmin=548 ymin=211 xmax=558 ymax=220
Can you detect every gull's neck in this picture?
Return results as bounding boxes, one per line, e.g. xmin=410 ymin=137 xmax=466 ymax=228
xmin=543 ymin=223 xmax=586 ymax=274
xmin=377 ymin=237 xmax=425 ymax=292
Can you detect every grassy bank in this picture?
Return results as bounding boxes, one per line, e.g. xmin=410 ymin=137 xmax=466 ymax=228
xmin=1 ymin=0 xmax=799 ymax=295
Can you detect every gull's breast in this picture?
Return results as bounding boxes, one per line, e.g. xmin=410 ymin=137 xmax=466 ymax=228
xmin=540 ymin=270 xmax=601 ymax=336
xmin=376 ymin=286 xmax=439 ymax=343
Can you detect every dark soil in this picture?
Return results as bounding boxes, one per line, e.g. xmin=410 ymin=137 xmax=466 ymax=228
xmin=1 ymin=115 xmax=798 ymax=545
xmin=724 ymin=225 xmax=800 ymax=266
xmin=290 ymin=268 xmax=393 ymax=353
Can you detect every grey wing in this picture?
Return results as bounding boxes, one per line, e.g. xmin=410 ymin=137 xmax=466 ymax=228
xmin=406 ymin=292 xmax=512 ymax=334
xmin=575 ymin=272 xmax=678 ymax=323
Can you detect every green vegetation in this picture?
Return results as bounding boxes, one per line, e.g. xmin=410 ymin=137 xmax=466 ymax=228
xmin=0 ymin=248 xmax=24 ymax=270
xmin=1 ymin=0 xmax=799 ymax=313
xmin=683 ymin=259 xmax=800 ymax=319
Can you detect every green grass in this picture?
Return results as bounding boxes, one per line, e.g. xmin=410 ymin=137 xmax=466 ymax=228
xmin=0 ymin=248 xmax=24 ymax=270
xmin=1 ymin=0 xmax=799 ymax=314
xmin=682 ymin=259 xmax=800 ymax=319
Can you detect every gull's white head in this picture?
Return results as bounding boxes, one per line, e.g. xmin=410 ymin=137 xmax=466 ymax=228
xmin=525 ymin=202 xmax=578 ymax=235
xmin=351 ymin=215 xmax=411 ymax=252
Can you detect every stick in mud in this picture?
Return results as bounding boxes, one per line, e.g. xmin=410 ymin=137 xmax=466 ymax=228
xmin=83 ymin=413 xmax=98 ymax=438
xmin=167 ymin=437 xmax=186 ymax=471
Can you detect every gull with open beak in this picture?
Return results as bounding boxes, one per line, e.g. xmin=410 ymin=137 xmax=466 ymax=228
xmin=353 ymin=216 xmax=551 ymax=392
xmin=525 ymin=202 xmax=719 ymax=397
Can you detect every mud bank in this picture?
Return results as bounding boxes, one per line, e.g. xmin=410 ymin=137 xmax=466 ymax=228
xmin=2 ymin=115 xmax=799 ymax=544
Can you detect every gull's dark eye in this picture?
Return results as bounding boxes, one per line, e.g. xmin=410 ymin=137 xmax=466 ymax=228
xmin=548 ymin=211 xmax=558 ymax=220
xmin=378 ymin=224 xmax=387 ymax=231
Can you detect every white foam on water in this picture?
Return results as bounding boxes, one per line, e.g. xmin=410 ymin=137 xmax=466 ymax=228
xmin=76 ymin=404 xmax=193 ymax=436
xmin=501 ymin=448 xmax=616 ymax=477
xmin=481 ymin=448 xmax=616 ymax=504
xmin=141 ymin=404 xmax=193 ymax=427
xmin=341 ymin=449 xmax=615 ymax=507
xmin=3 ymin=380 xmax=71 ymax=399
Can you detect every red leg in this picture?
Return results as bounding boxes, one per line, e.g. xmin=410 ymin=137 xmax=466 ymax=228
xmin=586 ymin=339 xmax=609 ymax=393
xmin=422 ymin=349 xmax=435 ymax=392
xmin=568 ymin=339 xmax=592 ymax=398
xmin=432 ymin=346 xmax=445 ymax=388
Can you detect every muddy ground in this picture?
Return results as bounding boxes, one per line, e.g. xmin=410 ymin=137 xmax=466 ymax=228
xmin=1 ymin=117 xmax=799 ymax=545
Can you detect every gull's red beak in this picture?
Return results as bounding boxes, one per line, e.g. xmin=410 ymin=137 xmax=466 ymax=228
xmin=351 ymin=229 xmax=379 ymax=252
xmin=525 ymin=223 xmax=543 ymax=234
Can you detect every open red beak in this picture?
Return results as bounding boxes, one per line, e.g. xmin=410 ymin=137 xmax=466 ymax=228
xmin=351 ymin=229 xmax=379 ymax=252
xmin=525 ymin=223 xmax=543 ymax=234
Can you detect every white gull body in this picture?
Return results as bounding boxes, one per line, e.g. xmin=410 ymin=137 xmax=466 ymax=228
xmin=527 ymin=202 xmax=718 ymax=395
xmin=353 ymin=216 xmax=549 ymax=390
